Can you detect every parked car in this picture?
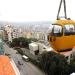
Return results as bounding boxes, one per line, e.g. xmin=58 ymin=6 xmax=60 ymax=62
xmin=22 ymin=55 xmax=29 ymax=62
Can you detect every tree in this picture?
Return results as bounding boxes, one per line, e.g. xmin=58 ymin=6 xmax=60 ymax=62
xmin=10 ymin=37 xmax=31 ymax=48
xmin=9 ymin=38 xmax=19 ymax=47
xmin=39 ymin=51 xmax=70 ymax=75
xmin=69 ymin=52 xmax=75 ymax=74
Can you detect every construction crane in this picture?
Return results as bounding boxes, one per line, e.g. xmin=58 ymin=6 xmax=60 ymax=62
xmin=48 ymin=0 xmax=75 ymax=51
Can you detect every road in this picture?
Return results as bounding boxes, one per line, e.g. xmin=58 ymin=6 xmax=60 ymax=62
xmin=3 ymin=43 xmax=45 ymax=75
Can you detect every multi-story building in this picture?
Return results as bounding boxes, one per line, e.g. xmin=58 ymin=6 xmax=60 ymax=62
xmin=0 ymin=30 xmax=4 ymax=40
xmin=22 ymin=32 xmax=29 ymax=38
xmin=12 ymin=28 xmax=19 ymax=39
xmin=31 ymin=31 xmax=48 ymax=41
xmin=3 ymin=24 xmax=13 ymax=42
xmin=3 ymin=30 xmax=8 ymax=41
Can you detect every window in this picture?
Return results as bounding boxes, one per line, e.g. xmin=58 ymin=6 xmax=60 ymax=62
xmin=48 ymin=25 xmax=62 ymax=36
xmin=64 ymin=24 xmax=75 ymax=35
xmin=52 ymin=25 xmax=62 ymax=36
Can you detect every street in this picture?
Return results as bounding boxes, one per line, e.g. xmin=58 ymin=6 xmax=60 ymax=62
xmin=3 ymin=43 xmax=45 ymax=75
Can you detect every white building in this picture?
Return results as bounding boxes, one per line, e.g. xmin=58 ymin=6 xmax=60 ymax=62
xmin=29 ymin=43 xmax=39 ymax=55
xmin=31 ymin=32 xmax=48 ymax=41
xmin=29 ymin=41 xmax=54 ymax=55
xmin=4 ymin=24 xmax=13 ymax=42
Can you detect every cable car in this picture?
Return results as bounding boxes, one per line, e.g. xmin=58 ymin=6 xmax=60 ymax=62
xmin=48 ymin=0 xmax=75 ymax=51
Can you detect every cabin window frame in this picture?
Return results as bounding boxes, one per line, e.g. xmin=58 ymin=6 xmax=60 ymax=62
xmin=51 ymin=24 xmax=63 ymax=37
xmin=63 ymin=24 xmax=75 ymax=36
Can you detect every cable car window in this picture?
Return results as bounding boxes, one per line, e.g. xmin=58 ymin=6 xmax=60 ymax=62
xmin=48 ymin=25 xmax=62 ymax=36
xmin=64 ymin=25 xmax=75 ymax=35
xmin=52 ymin=25 xmax=62 ymax=36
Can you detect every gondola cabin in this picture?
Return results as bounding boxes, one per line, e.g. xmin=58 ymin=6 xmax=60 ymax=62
xmin=48 ymin=19 xmax=75 ymax=51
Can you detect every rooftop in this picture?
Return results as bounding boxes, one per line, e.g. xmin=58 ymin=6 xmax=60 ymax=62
xmin=0 ymin=55 xmax=16 ymax=75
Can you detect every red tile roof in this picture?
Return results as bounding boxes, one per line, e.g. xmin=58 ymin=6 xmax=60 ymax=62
xmin=0 ymin=55 xmax=16 ymax=75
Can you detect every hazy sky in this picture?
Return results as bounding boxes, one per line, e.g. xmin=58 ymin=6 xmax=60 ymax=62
xmin=0 ymin=0 xmax=74 ymax=22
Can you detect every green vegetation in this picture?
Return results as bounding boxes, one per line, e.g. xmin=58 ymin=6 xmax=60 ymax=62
xmin=38 ymin=51 xmax=75 ymax=75
xmin=10 ymin=37 xmax=32 ymax=48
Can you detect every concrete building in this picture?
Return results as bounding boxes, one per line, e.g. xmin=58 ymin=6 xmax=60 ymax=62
xmin=29 ymin=43 xmax=39 ymax=55
xmin=0 ymin=30 xmax=4 ymax=39
xmin=29 ymin=41 xmax=54 ymax=55
xmin=59 ymin=47 xmax=75 ymax=63
xmin=31 ymin=32 xmax=48 ymax=41
xmin=3 ymin=30 xmax=8 ymax=41
xmin=12 ymin=28 xmax=20 ymax=39
xmin=17 ymin=28 xmax=23 ymax=37
xmin=22 ymin=32 xmax=32 ymax=39
xmin=4 ymin=24 xmax=13 ymax=42
xmin=12 ymin=30 xmax=17 ymax=39
xmin=12 ymin=28 xmax=32 ymax=39
xmin=3 ymin=25 xmax=18 ymax=41
xmin=31 ymin=32 xmax=39 ymax=40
